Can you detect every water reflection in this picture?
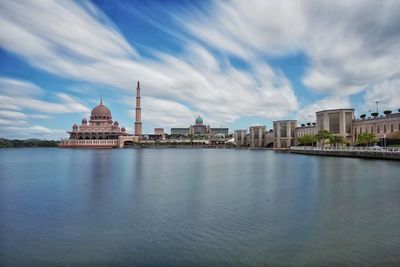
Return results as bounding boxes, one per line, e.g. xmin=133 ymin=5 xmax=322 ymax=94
xmin=0 ymin=149 xmax=399 ymax=266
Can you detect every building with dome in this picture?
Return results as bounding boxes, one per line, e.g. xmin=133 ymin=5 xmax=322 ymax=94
xmin=59 ymin=81 xmax=142 ymax=148
xmin=59 ymin=99 xmax=132 ymax=148
xmin=170 ymin=116 xmax=229 ymax=137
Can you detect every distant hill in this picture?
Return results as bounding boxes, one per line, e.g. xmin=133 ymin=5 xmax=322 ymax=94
xmin=0 ymin=138 xmax=59 ymax=148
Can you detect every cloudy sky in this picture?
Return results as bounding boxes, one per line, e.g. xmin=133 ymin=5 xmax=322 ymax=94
xmin=0 ymin=0 xmax=399 ymax=139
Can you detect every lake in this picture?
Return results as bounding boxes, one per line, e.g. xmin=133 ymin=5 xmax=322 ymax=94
xmin=0 ymin=148 xmax=399 ymax=266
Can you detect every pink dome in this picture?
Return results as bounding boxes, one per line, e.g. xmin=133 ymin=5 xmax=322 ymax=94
xmin=91 ymin=101 xmax=111 ymax=119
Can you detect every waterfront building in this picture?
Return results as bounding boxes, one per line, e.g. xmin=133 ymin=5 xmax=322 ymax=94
xmin=210 ymin=127 xmax=229 ymax=136
xmin=154 ymin=128 xmax=164 ymax=136
xmin=234 ymin=108 xmax=400 ymax=149
xmin=295 ymin=124 xmax=317 ymax=144
xmin=234 ymin=129 xmax=247 ymax=146
xmin=59 ymin=81 xmax=141 ymax=148
xmin=59 ymin=99 xmax=130 ymax=148
xmin=249 ymin=126 xmax=266 ymax=148
xmin=273 ymin=120 xmax=296 ymax=149
xmin=170 ymin=116 xmax=229 ymax=137
xmin=171 ymin=128 xmax=190 ymax=136
xmin=189 ymin=116 xmax=209 ymax=135
xmin=353 ymin=112 xmax=400 ymax=144
xmin=316 ymin=109 xmax=354 ymax=144
xmin=265 ymin=130 xmax=274 ymax=147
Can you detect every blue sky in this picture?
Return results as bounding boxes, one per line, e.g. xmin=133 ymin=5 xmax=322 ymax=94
xmin=0 ymin=0 xmax=399 ymax=139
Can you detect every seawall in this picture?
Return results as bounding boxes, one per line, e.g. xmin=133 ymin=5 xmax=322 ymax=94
xmin=289 ymin=148 xmax=400 ymax=160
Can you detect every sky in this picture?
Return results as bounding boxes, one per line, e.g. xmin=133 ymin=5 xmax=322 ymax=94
xmin=0 ymin=0 xmax=399 ymax=139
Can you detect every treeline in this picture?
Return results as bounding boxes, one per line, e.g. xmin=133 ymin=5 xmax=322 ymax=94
xmin=0 ymin=138 xmax=59 ymax=148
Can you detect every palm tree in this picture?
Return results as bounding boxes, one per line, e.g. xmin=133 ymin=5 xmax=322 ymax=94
xmin=298 ymin=134 xmax=317 ymax=146
xmin=316 ymin=130 xmax=332 ymax=148
xmin=328 ymin=135 xmax=345 ymax=148
xmin=357 ymin=132 xmax=377 ymax=146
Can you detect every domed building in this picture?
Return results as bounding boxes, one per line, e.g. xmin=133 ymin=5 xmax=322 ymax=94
xmin=60 ymin=99 xmax=134 ymax=148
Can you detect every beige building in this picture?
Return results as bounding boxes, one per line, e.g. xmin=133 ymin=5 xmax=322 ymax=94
xmin=353 ymin=113 xmax=400 ymax=143
xmin=295 ymin=125 xmax=317 ymax=144
xmin=154 ymin=128 xmax=164 ymax=135
xmin=249 ymin=126 xmax=266 ymax=147
xmin=273 ymin=120 xmax=296 ymax=149
xmin=234 ymin=129 xmax=247 ymax=146
xmin=316 ymin=109 xmax=354 ymax=144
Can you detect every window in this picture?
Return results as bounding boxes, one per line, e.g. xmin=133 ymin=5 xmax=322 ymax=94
xmin=274 ymin=124 xmax=277 ymax=138
xmin=317 ymin=114 xmax=324 ymax=131
xmin=377 ymin=126 xmax=380 ymax=133
xmin=391 ymin=125 xmax=393 ymax=132
xmin=345 ymin=112 xmax=352 ymax=134
xmin=291 ymin=122 xmax=295 ymax=138
xmin=371 ymin=126 xmax=374 ymax=133
xmin=360 ymin=127 xmax=362 ymax=134
xmin=384 ymin=125 xmax=387 ymax=133
xmin=329 ymin=113 xmax=340 ymax=134
xmin=280 ymin=123 xmax=287 ymax=138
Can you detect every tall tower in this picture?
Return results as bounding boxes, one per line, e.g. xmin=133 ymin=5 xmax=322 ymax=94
xmin=134 ymin=81 xmax=142 ymax=138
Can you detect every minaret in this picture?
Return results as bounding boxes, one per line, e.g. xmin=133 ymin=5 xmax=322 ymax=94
xmin=134 ymin=81 xmax=142 ymax=138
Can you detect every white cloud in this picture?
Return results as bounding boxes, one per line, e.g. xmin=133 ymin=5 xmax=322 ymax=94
xmin=184 ymin=0 xmax=400 ymax=97
xmin=364 ymin=79 xmax=400 ymax=112
xmin=0 ymin=0 xmax=300 ymax=130
xmin=0 ymin=77 xmax=44 ymax=96
xmin=0 ymin=125 xmax=66 ymax=140
xmin=296 ymin=96 xmax=352 ymax=123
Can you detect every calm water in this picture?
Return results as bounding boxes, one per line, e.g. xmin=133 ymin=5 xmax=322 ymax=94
xmin=0 ymin=148 xmax=399 ymax=266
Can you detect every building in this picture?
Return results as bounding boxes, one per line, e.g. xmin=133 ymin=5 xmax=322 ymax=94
xmin=170 ymin=116 xmax=229 ymax=137
xmin=210 ymin=127 xmax=229 ymax=136
xmin=353 ymin=112 xmax=400 ymax=144
xmin=189 ymin=116 xmax=209 ymax=135
xmin=59 ymin=81 xmax=141 ymax=148
xmin=171 ymin=128 xmax=190 ymax=136
xmin=249 ymin=126 xmax=266 ymax=148
xmin=233 ymin=108 xmax=400 ymax=149
xmin=316 ymin=109 xmax=354 ymax=144
xmin=154 ymin=128 xmax=164 ymax=136
xmin=234 ymin=129 xmax=247 ymax=146
xmin=295 ymin=124 xmax=317 ymax=144
xmin=273 ymin=120 xmax=296 ymax=149
xmin=59 ymin=99 xmax=131 ymax=148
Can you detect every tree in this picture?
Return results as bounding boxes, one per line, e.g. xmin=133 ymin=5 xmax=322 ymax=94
xmin=357 ymin=132 xmax=378 ymax=146
xmin=298 ymin=134 xmax=317 ymax=146
xmin=371 ymin=112 xmax=379 ymax=118
xmin=360 ymin=114 xmax=366 ymax=119
xmin=383 ymin=110 xmax=392 ymax=116
xmin=316 ymin=130 xmax=332 ymax=148
xmin=328 ymin=135 xmax=345 ymax=147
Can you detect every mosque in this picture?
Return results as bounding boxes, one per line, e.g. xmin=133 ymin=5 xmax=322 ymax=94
xmin=59 ymin=82 xmax=142 ymax=148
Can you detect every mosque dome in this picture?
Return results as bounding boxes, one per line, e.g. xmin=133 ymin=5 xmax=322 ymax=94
xmin=91 ymin=99 xmax=112 ymax=119
xmin=82 ymin=118 xmax=87 ymax=125
xmin=121 ymin=127 xmax=126 ymax=132
xmin=72 ymin=124 xmax=78 ymax=130
xmin=195 ymin=115 xmax=203 ymax=125
xmin=114 ymin=121 xmax=119 ymax=126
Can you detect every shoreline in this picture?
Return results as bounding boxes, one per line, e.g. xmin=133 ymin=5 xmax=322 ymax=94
xmin=290 ymin=147 xmax=400 ymax=160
